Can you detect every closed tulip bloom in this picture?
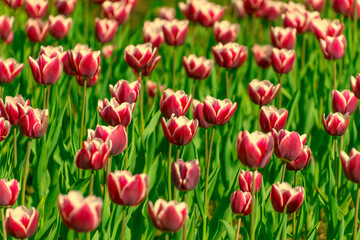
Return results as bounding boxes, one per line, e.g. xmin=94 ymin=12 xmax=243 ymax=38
xmin=124 ymin=43 xmax=158 ymax=70
xmin=62 ymin=51 xmax=76 ymax=76
xmin=25 ymin=18 xmax=49 ymax=43
xmin=192 ymin=99 xmax=211 ymax=128
xmin=25 ymin=0 xmax=48 ymax=18
xmin=319 ymin=35 xmax=346 ymax=60
xmin=284 ymin=2 xmax=306 ymax=12
xmin=133 ymin=55 xmax=161 ymax=77
xmin=39 ymin=45 xmax=67 ymax=59
xmin=161 ymin=115 xmax=198 ymax=146
xmin=75 ymin=138 xmax=111 ymax=170
xmin=213 ymin=20 xmax=239 ymax=44
xmin=351 ymin=74 xmax=360 ymax=99
xmin=172 ymin=159 xmax=200 ymax=191
xmin=102 ymin=44 xmax=114 ymax=58
xmin=332 ymin=89 xmax=358 ymax=115
xmin=270 ymin=182 xmax=304 ymax=214
xmin=0 ymin=179 xmax=20 ymax=207
xmin=270 ymin=27 xmax=296 ymax=50
xmin=88 ymin=125 xmax=127 ymax=156
xmin=58 ymin=191 xmax=103 ymax=232
xmin=160 ymin=89 xmax=192 ymax=119
xmin=305 ymin=0 xmax=325 ymax=11
xmin=48 ymin=15 xmax=72 ymax=39
xmin=243 ymin=0 xmax=265 ymax=14
xmin=340 ymin=149 xmax=360 ymax=184
xmin=322 ymin=112 xmax=349 ymax=136
xmin=76 ymin=66 xmax=101 ymax=87
xmin=69 ymin=45 xmax=101 ymax=78
xmin=146 ymin=80 xmax=157 ymax=98
xmin=18 ymin=107 xmax=48 ymax=139
xmin=230 ymin=190 xmax=252 ymax=216
xmin=256 ymin=0 xmax=283 ymax=21
xmin=159 ymin=7 xmax=175 ymax=21
xmin=196 ymin=2 xmax=225 ymax=27
xmin=143 ymin=19 xmax=165 ymax=48
xmin=238 ymin=170 xmax=262 ymax=193
xmin=162 ymin=19 xmax=189 ymax=46
xmin=5 ymin=206 xmax=38 ymax=239
xmin=0 ymin=15 xmax=14 ymax=41
xmin=0 ymin=57 xmax=24 ymax=84
xmin=102 ymin=1 xmax=132 ymax=24
xmin=98 ymin=98 xmax=134 ymax=127
xmin=0 ymin=95 xmax=30 ymax=125
xmin=271 ymin=48 xmax=296 ymax=74
xmin=203 ymin=95 xmax=237 ymax=125
xmin=286 ymin=145 xmax=312 ymax=171
xmin=282 ymin=9 xmax=308 ymax=34
xmin=312 ymin=18 xmax=344 ymax=40
xmin=272 ymin=129 xmax=307 ymax=161
xmin=236 ymin=131 xmax=274 ymax=169
xmin=0 ymin=118 xmax=11 ymax=141
xmin=331 ymin=0 xmax=351 ymax=16
xmin=4 ymin=0 xmax=24 ymax=8
xmin=183 ymin=55 xmax=213 ymax=80
xmin=178 ymin=0 xmax=204 ymax=22
xmin=212 ymin=42 xmax=248 ymax=69
xmin=259 ymin=105 xmax=288 ymax=133
xmin=248 ymin=79 xmax=280 ymax=105
xmin=109 ymin=79 xmax=140 ymax=104
xmin=95 ymin=18 xmax=118 ymax=44
xmin=28 ymin=54 xmax=63 ymax=85
xmin=252 ymin=44 xmax=273 ymax=68
xmin=232 ymin=0 xmax=246 ymax=19
xmin=148 ymin=199 xmax=187 ymax=232
xmin=54 ymin=0 xmax=76 ymax=15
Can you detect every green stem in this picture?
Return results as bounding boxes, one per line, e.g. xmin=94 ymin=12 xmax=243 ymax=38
xmin=278 ymin=74 xmax=282 ymax=108
xmin=282 ymin=211 xmax=287 ymax=240
xmin=46 ymin=85 xmax=51 ymax=111
xmin=226 ymin=69 xmax=229 ymax=99
xmin=334 ymin=138 xmax=338 ymax=197
xmin=125 ymin=127 xmax=129 ymax=169
xmin=0 ymin=86 xmax=3 ymax=100
xmin=354 ymin=0 xmax=358 ymax=59
xmin=250 ymin=169 xmax=256 ymax=240
xmin=301 ymin=34 xmax=306 ymax=69
xmin=1 ymin=208 xmax=6 ymax=240
xmin=354 ymin=186 xmax=360 ymax=240
xmin=80 ymin=80 xmax=87 ymax=149
xmin=338 ymin=136 xmax=343 ymax=190
xmin=139 ymin=75 xmax=144 ymax=135
xmin=21 ymin=141 xmax=31 ymax=205
xmin=236 ymin=217 xmax=242 ymax=240
xmin=293 ymin=171 xmax=298 ymax=240
xmin=251 ymin=14 xmax=256 ymax=42
xmin=173 ymin=47 xmax=176 ymax=89
xmin=13 ymin=128 xmax=17 ymax=169
xmin=121 ymin=207 xmax=127 ymax=240
xmin=333 ymin=61 xmax=336 ymax=90
xmin=42 ymin=86 xmax=47 ymax=110
xmin=168 ymin=143 xmax=172 ymax=201
xmin=89 ymin=172 xmax=94 ymax=195
xmin=281 ymin=163 xmax=286 ymax=183
xmin=84 ymin=0 xmax=89 ymax=42
xmin=183 ymin=193 xmax=187 ymax=240
xmin=107 ymin=157 xmax=112 ymax=179
xmin=205 ymin=129 xmax=208 ymax=169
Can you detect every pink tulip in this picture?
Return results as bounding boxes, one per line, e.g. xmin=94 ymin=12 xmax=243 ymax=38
xmin=124 ymin=43 xmax=158 ymax=70
xmin=286 ymin=145 xmax=312 ymax=171
xmin=0 ymin=117 xmax=10 ymax=142
xmin=331 ymin=0 xmax=352 ymax=16
xmin=284 ymin=2 xmax=306 ymax=12
xmin=332 ymin=89 xmax=358 ymax=115
xmin=58 ymin=191 xmax=103 ymax=232
xmin=192 ymin=99 xmax=211 ymax=128
xmin=109 ymin=78 xmax=140 ymax=104
xmin=3 ymin=0 xmax=24 ymax=8
xmin=319 ymin=35 xmax=347 ymax=60
xmin=148 ymin=199 xmax=187 ymax=232
xmin=25 ymin=0 xmax=48 ymax=18
xmin=183 ymin=54 xmax=213 ymax=80
xmin=0 ymin=179 xmax=19 ymax=207
xmin=271 ymin=48 xmax=296 ymax=74
xmin=0 ymin=95 xmax=30 ymax=125
xmin=95 ymin=18 xmax=118 ymax=44
xmin=202 ymin=96 xmax=237 ymax=126
xmin=161 ymin=115 xmax=198 ymax=146
xmin=62 ymin=51 xmax=76 ymax=76
xmin=98 ymin=98 xmax=134 ymax=127
xmin=25 ymin=18 xmax=49 ymax=43
xmin=28 ymin=54 xmax=63 ymax=85
xmin=236 ymin=130 xmax=274 ymax=169
xmin=256 ymin=0 xmax=283 ymax=21
xmin=243 ymin=0 xmax=266 ymax=14
xmin=270 ymin=26 xmax=296 ymax=50
xmin=305 ymin=0 xmax=325 ymax=11
xmin=251 ymin=44 xmax=273 ymax=68
xmin=178 ymin=0 xmax=204 ymax=22
xmin=87 ymin=125 xmax=127 ymax=156
xmin=108 ymin=170 xmax=149 ymax=206
xmin=162 ymin=19 xmax=189 ymax=46
xmin=69 ymin=44 xmax=101 ymax=78
xmin=340 ymin=148 xmax=360 ymax=184
xmin=102 ymin=1 xmax=132 ymax=24
xmin=259 ymin=105 xmax=288 ymax=133
xmin=322 ymin=112 xmax=349 ymax=137
xmin=146 ymin=80 xmax=157 ymax=98
xmin=172 ymin=159 xmax=200 ymax=191
xmin=75 ymin=138 xmax=111 ymax=170
xmin=238 ymin=170 xmax=262 ymax=193
xmin=196 ymin=2 xmax=226 ymax=27
xmin=121 ymin=0 xmax=136 ymax=11
xmin=312 ymin=18 xmax=344 ymax=40
xmin=270 ymin=182 xmax=304 ymax=214
xmin=213 ymin=20 xmax=239 ymax=44
xmin=160 ymin=89 xmax=192 ymax=119
xmin=232 ymin=0 xmax=246 ymax=19
xmin=18 ymin=106 xmax=48 ymax=139
xmin=39 ymin=45 xmax=67 ymax=59
xmin=350 ymin=74 xmax=360 ymax=99
xmin=248 ymin=79 xmax=280 ymax=105
xmin=159 ymin=7 xmax=175 ymax=21
xmin=0 ymin=15 xmax=14 ymax=42
xmin=133 ymin=55 xmax=161 ymax=77
xmin=0 ymin=57 xmax=24 ymax=84
xmin=102 ymin=44 xmax=114 ymax=58
xmin=5 ymin=206 xmax=38 ymax=239
xmin=48 ymin=15 xmax=72 ymax=39
xmin=212 ymin=42 xmax=248 ymax=69
xmin=75 ymin=66 xmax=101 ymax=87
xmin=305 ymin=11 xmax=321 ymax=33
xmin=143 ymin=19 xmax=165 ymax=48
xmin=230 ymin=190 xmax=252 ymax=216
xmin=282 ymin=9 xmax=308 ymax=34
xmin=54 ymin=0 xmax=76 ymax=15
xmin=272 ymin=129 xmax=307 ymax=161
xmin=4 ymin=31 xmax=13 ymax=44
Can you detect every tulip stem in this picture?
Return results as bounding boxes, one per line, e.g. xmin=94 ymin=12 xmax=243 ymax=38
xmin=354 ymin=0 xmax=358 ymax=57
xmin=0 ymin=86 xmax=3 ymax=100
xmin=354 ymin=186 xmax=360 ymax=240
xmin=21 ymin=141 xmax=31 ymax=205
xmin=251 ymin=14 xmax=256 ymax=43
xmin=301 ymin=34 xmax=306 ymax=69
xmin=226 ymin=69 xmax=229 ymax=99
xmin=282 ymin=211 xmax=287 ymax=240
xmin=139 ymin=75 xmax=144 ymax=135
xmin=107 ymin=157 xmax=112 ymax=179
xmin=89 ymin=172 xmax=94 ymax=195
xmin=278 ymin=74 xmax=282 ymax=108
xmin=236 ymin=217 xmax=242 ymax=240
xmin=13 ymin=128 xmax=17 ymax=169
xmin=125 ymin=127 xmax=129 ymax=169
xmin=168 ymin=143 xmax=172 ymax=201
xmin=83 ymin=0 xmax=89 ymax=42
xmin=338 ymin=136 xmax=343 ymax=190
xmin=1 ymin=208 xmax=6 ymax=240
xmin=203 ymin=127 xmax=215 ymax=240
xmin=333 ymin=61 xmax=336 ymax=90
xmin=281 ymin=163 xmax=286 ymax=182
xmin=121 ymin=207 xmax=127 ymax=240
xmin=43 ymin=86 xmax=47 ymax=110
xmin=183 ymin=193 xmax=187 ymax=240
xmin=46 ymin=85 xmax=51 ymax=111
xmin=205 ymin=129 xmax=208 ymax=169
xmin=173 ymin=47 xmax=177 ymax=89
xmin=250 ymin=170 xmax=256 ymax=240
xmin=293 ymin=171 xmax=298 ymax=240
xmin=334 ymin=138 xmax=338 ymax=197
xmin=80 ymin=80 xmax=87 ymax=149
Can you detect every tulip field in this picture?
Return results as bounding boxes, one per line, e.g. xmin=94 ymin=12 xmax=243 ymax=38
xmin=2 ymin=0 xmax=360 ymax=239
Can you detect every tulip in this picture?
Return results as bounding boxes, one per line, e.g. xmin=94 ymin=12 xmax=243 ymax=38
xmin=255 ymin=0 xmax=283 ymax=21
xmin=178 ymin=0 xmax=204 ymax=22
xmin=331 ymin=0 xmax=352 ymax=16
xmin=0 ymin=118 xmax=10 ymax=142
xmin=332 ymin=89 xmax=358 ymax=115
xmin=148 ymin=199 xmax=187 ymax=232
xmin=102 ymin=44 xmax=114 ymax=58
xmin=0 ymin=179 xmax=19 ymax=207
xmin=133 ymin=55 xmax=161 ymax=77
xmin=248 ymin=79 xmax=280 ymax=105
xmin=160 ymin=89 xmax=192 ymax=119
xmin=54 ymin=0 xmax=76 ymax=15
xmin=25 ymin=0 xmax=48 ymax=18
xmin=270 ymin=27 xmax=296 ymax=50
xmin=282 ymin=9 xmax=308 ymax=34
xmin=182 ymin=54 xmax=213 ymax=80
xmin=232 ymin=0 xmax=246 ymax=19
xmin=3 ymin=0 xmax=24 ymax=8
xmin=270 ymin=182 xmax=304 ymax=214
xmin=340 ymin=148 xmax=360 ymax=184
xmin=143 ymin=19 xmax=165 ymax=48
xmin=322 ymin=112 xmax=350 ymax=137
xmin=351 ymin=74 xmax=360 ymax=99
xmin=75 ymin=66 xmax=101 ymax=87
xmin=75 ymin=138 xmax=111 ymax=170
xmin=0 ymin=58 xmax=24 ymax=84
xmin=48 ymin=15 xmax=72 ymax=39
xmin=161 ymin=115 xmax=198 ymax=146
xmin=0 ymin=95 xmax=30 ymax=125
xmin=5 ymin=206 xmax=38 ymax=239
xmin=62 ymin=51 xmax=76 ymax=76
xmin=259 ymin=105 xmax=288 ymax=133
xmin=25 ymin=18 xmax=49 ymax=43
xmin=28 ymin=54 xmax=63 ymax=85
xmin=159 ymin=7 xmax=175 ymax=21
xmin=88 ymin=125 xmax=127 ymax=156
xmin=319 ymin=35 xmax=346 ymax=60
xmin=305 ymin=11 xmax=321 ymax=32
xmin=192 ymin=99 xmax=211 ymax=128
xmin=58 ymin=191 xmax=103 ymax=232
xmin=212 ymin=42 xmax=248 ymax=69
xmin=3 ymin=31 xmax=13 ymax=44
xmin=230 ymin=190 xmax=252 ymax=216
xmin=284 ymin=2 xmax=306 ymax=14
xmin=95 ymin=18 xmax=118 ymax=44
xmin=305 ymin=0 xmax=325 ymax=11
xmin=109 ymin=78 xmax=140 ymax=104
xmin=39 ymin=45 xmax=67 ymax=59
xmin=202 ymin=95 xmax=237 ymax=126
xmin=102 ymin=1 xmax=132 ymax=24
xmin=98 ymin=98 xmax=134 ymax=127
xmin=0 ymin=15 xmax=14 ymax=42
xmin=238 ymin=170 xmax=262 ymax=193
xmin=162 ymin=19 xmax=189 ymax=46
xmin=122 ymin=0 xmax=137 ymax=11
xmin=124 ymin=43 xmax=158 ymax=70
xmin=272 ymin=129 xmax=307 ymax=162
xmin=196 ymin=2 xmax=226 ymax=27
xmin=69 ymin=45 xmax=101 ymax=78
xmin=312 ymin=18 xmax=344 ymax=40
xmin=271 ymin=48 xmax=296 ymax=74
xmin=108 ymin=170 xmax=149 ymax=206
xmin=146 ymin=80 xmax=157 ymax=98
xmin=213 ymin=20 xmax=239 ymax=44
xmin=251 ymin=44 xmax=273 ymax=68
xmin=286 ymin=145 xmax=312 ymax=171
xmin=172 ymin=159 xmax=200 ymax=191
xmin=18 ymin=106 xmax=48 ymax=139
xmin=243 ymin=0 xmax=265 ymax=14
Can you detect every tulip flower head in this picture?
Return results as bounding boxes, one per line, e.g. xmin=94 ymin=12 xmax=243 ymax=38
xmin=161 ymin=115 xmax=198 ymax=146
xmin=196 ymin=2 xmax=226 ymax=27
xmin=69 ymin=44 xmax=101 ymax=79
xmin=18 ymin=106 xmax=49 ymax=139
xmin=98 ymin=98 xmax=135 ymax=127
xmin=251 ymin=44 xmax=273 ymax=68
xmin=230 ymin=190 xmax=252 ymax=216
xmin=305 ymin=0 xmax=325 ymax=11
xmin=25 ymin=18 xmax=49 ymax=43
xmin=146 ymin=80 xmax=158 ymax=98
xmin=102 ymin=44 xmax=114 ymax=58
xmin=95 ymin=18 xmax=118 ymax=44
xmin=0 ymin=15 xmax=14 ymax=42
xmin=162 ymin=19 xmax=189 ymax=46
xmin=351 ymin=74 xmax=360 ymax=99
xmin=312 ymin=18 xmax=344 ymax=40
xmin=178 ymin=0 xmax=205 ymax=22
xmin=212 ymin=42 xmax=248 ymax=69
xmin=5 ymin=206 xmax=38 ymax=239
xmin=243 ymin=0 xmax=265 ymax=14
xmin=25 ymin=0 xmax=48 ymax=18
xmin=286 ymin=145 xmax=312 ymax=171
xmin=0 ymin=95 xmax=30 ymax=125
xmin=282 ymin=9 xmax=308 ymax=34
xmin=0 ymin=117 xmax=10 ymax=142
xmin=319 ymin=35 xmax=346 ymax=60
xmin=172 ymin=159 xmax=200 ymax=191
xmin=124 ymin=43 xmax=158 ymax=71
xmin=4 ymin=0 xmax=24 ymax=8
xmin=248 ymin=79 xmax=280 ymax=105
xmin=270 ymin=26 xmax=297 ymax=50
xmin=102 ymin=1 xmax=132 ymax=24
xmin=39 ymin=45 xmax=67 ymax=59
xmin=183 ymin=54 xmax=214 ymax=80
xmin=213 ymin=20 xmax=239 ymax=44
xmin=48 ymin=15 xmax=72 ymax=39
xmin=133 ymin=55 xmax=161 ymax=77
xmin=143 ymin=19 xmax=166 ymax=48
xmin=160 ymin=89 xmax=192 ymax=119
xmin=192 ymin=99 xmax=211 ymax=128
xmin=256 ymin=0 xmax=283 ymax=21
xmin=322 ymin=112 xmax=349 ymax=137
xmin=158 ymin=6 xmax=175 ymax=21
xmin=259 ymin=105 xmax=288 ymax=133
xmin=76 ymin=66 xmax=101 ymax=87
xmin=109 ymin=78 xmax=140 ymax=104
xmin=232 ymin=0 xmax=246 ymax=19
xmin=0 ymin=179 xmax=19 ymax=207
xmin=28 ymin=54 xmax=63 ymax=85
xmin=0 ymin=57 xmax=24 ymax=84
xmin=238 ymin=170 xmax=262 ymax=193
xmin=331 ymin=0 xmax=352 ymax=16
xmin=340 ymin=148 xmax=360 ymax=184
xmin=54 ymin=0 xmax=77 ymax=15
xmin=272 ymin=129 xmax=307 ymax=162
xmin=270 ymin=182 xmax=304 ymax=214
xmin=202 ymin=95 xmax=237 ymax=126
xmin=75 ymin=138 xmax=111 ymax=170
xmin=271 ymin=48 xmax=296 ymax=74
xmin=331 ymin=89 xmax=358 ymax=115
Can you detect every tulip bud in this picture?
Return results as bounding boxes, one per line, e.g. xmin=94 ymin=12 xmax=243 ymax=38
xmin=331 ymin=89 xmax=358 ymax=115
xmin=108 ymin=170 xmax=149 ymax=206
xmin=271 ymin=48 xmax=296 ymax=74
xmin=0 ymin=57 xmax=24 ymax=84
xmin=248 ymin=79 xmax=280 ymax=105
xmin=95 ymin=18 xmax=118 ymax=44
xmin=230 ymin=190 xmax=252 ymax=216
xmin=172 ymin=159 xmax=200 ymax=191
xmin=25 ymin=18 xmax=49 ymax=43
xmin=0 ymin=118 xmax=10 ymax=142
xmin=319 ymin=35 xmax=346 ymax=60
xmin=256 ymin=0 xmax=283 ymax=21
xmin=243 ymin=0 xmax=265 ymax=14
xmin=270 ymin=27 xmax=296 ymax=50
xmin=0 ymin=15 xmax=14 ymax=42
xmin=144 ymin=80 xmax=156 ymax=98
xmin=238 ymin=170 xmax=262 ymax=193
xmin=0 ymin=179 xmax=20 ymax=207
xmin=55 ymin=0 xmax=76 ymax=15
xmin=0 ymin=95 xmax=30 ymax=126
xmin=312 ymin=18 xmax=344 ymax=40
xmin=161 ymin=115 xmax=198 ymax=146
xmin=124 ymin=43 xmax=158 ymax=70
xmin=69 ymin=45 xmax=101 ymax=78
xmin=212 ymin=42 xmax=248 ymax=69
xmin=39 ymin=45 xmax=66 ymax=59
xmin=109 ymin=78 xmax=140 ymax=104
xmin=75 ymin=138 xmax=111 ymax=170
xmin=272 ymin=129 xmax=307 ymax=162
xmin=282 ymin=9 xmax=308 ymax=34
xmin=251 ymin=44 xmax=273 ymax=68
xmin=102 ymin=1 xmax=132 ymax=24
xmin=236 ymin=130 xmax=274 ymax=169
xmin=305 ymin=0 xmax=325 ymax=11
xmin=148 ymin=199 xmax=187 ymax=232
xmin=178 ymin=0 xmax=204 ymax=22
xmin=159 ymin=7 xmax=175 ymax=21
xmin=192 ymin=99 xmax=211 ymax=128
xmin=183 ymin=54 xmax=213 ymax=80
xmin=58 ymin=191 xmax=103 ymax=232
xmin=286 ymin=145 xmax=312 ymax=171
xmin=98 ymin=98 xmax=134 ymax=127
xmin=340 ymin=149 xmax=360 ymax=184
xmin=133 ymin=55 xmax=161 ymax=77
xmin=196 ymin=2 xmax=225 ymax=27
xmin=160 ymin=89 xmax=192 ymax=119
xmin=331 ymin=0 xmax=351 ymax=16
xmin=5 ymin=206 xmax=38 ymax=239
xmin=76 ymin=66 xmax=101 ymax=87
xmin=48 ymin=15 xmax=72 ymax=39
xmin=28 ymin=54 xmax=63 ymax=85
xmin=25 ymin=0 xmax=48 ymax=18
xmin=351 ymin=74 xmax=360 ymax=99
xmin=270 ymin=182 xmax=304 ymax=214
xmin=232 ymin=0 xmax=246 ymax=19
xmin=143 ymin=19 xmax=165 ymax=48
xmin=4 ymin=0 xmax=24 ymax=8
xmin=322 ymin=112 xmax=349 ymax=137
xmin=213 ymin=20 xmax=239 ymax=44
xmin=162 ymin=19 xmax=189 ymax=46
xmin=259 ymin=105 xmax=288 ymax=133
xmin=18 ymin=106 xmax=48 ymax=139
xmin=62 ymin=51 xmax=76 ymax=76
xmin=102 ymin=44 xmax=114 ymax=58
xmin=203 ymin=95 xmax=237 ymax=126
